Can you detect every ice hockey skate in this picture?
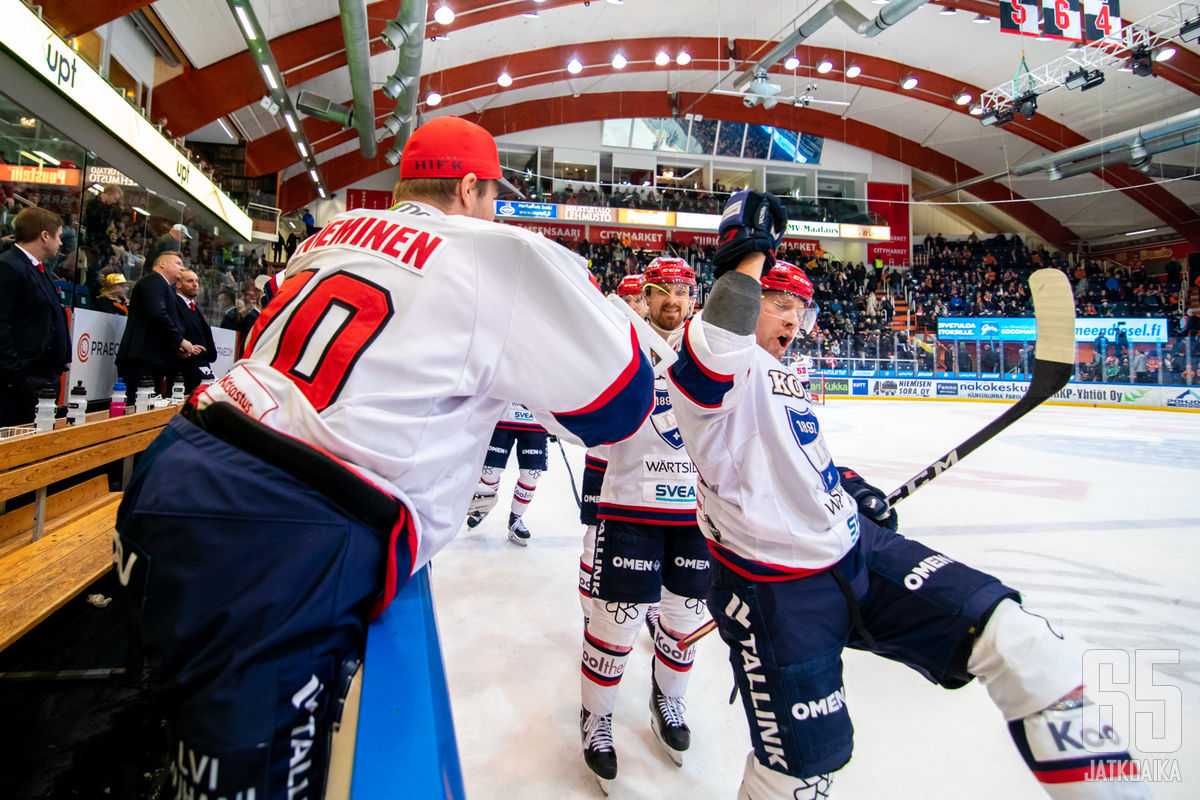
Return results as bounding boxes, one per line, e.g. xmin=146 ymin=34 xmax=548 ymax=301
xmin=650 ymin=672 xmax=690 ymax=766
xmin=580 ymin=707 xmax=617 ymax=794
xmin=465 ymin=509 xmax=487 ymax=529
xmin=507 ymin=512 xmax=531 ymax=545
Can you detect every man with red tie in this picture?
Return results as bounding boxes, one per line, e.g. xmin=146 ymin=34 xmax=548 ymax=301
xmin=173 ymin=268 xmax=217 ymax=394
xmin=0 ymin=207 xmax=70 ymax=426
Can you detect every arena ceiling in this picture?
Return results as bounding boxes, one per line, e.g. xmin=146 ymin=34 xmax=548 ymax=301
xmin=40 ymin=0 xmax=1200 ymax=249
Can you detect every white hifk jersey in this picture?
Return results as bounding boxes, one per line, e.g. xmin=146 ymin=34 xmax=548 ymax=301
xmin=666 ymin=313 xmax=858 ymax=579
xmin=198 ymin=201 xmax=652 ymax=572
xmin=496 ymin=401 xmax=545 ymax=433
xmin=598 ymin=324 xmax=697 ymax=526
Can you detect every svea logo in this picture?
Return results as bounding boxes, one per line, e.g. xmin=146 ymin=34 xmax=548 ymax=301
xmin=655 ymin=484 xmax=697 ymax=503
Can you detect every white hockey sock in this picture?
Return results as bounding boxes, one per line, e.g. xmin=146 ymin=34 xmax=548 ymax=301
xmin=579 ymin=525 xmax=597 ymax=620
xmin=581 ymin=602 xmax=646 ymax=716
xmin=510 ymin=468 xmax=540 ymax=516
xmin=652 ymin=588 xmax=708 ymax=698
xmin=969 ymin=600 xmax=1150 ymax=799
xmin=477 ymin=466 xmax=501 ymax=496
xmin=736 ymin=751 xmax=833 ymax=800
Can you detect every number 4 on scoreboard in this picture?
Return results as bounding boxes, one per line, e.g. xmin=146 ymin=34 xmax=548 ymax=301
xmin=1083 ymin=0 xmax=1122 ymax=43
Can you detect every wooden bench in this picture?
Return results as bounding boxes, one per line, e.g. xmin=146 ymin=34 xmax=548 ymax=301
xmin=0 ymin=405 xmax=178 ymax=654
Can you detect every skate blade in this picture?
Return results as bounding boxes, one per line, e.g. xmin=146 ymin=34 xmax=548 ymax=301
xmin=507 ymin=532 xmax=529 ymax=546
xmin=594 ymin=774 xmax=612 ymax=796
xmin=650 ymin=718 xmax=685 ymax=767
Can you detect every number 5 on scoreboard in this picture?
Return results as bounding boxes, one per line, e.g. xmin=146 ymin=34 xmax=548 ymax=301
xmin=1000 ymin=0 xmax=1041 ymax=37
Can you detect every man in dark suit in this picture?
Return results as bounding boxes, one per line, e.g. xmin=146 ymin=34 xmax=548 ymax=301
xmin=171 ymin=268 xmax=216 ymax=394
xmin=116 ymin=252 xmax=204 ymax=405
xmin=0 ymin=207 xmax=71 ymax=426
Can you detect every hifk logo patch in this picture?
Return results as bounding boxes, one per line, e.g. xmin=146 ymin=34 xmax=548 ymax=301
xmin=786 ymin=406 xmax=838 ymax=491
xmin=651 ymin=387 xmax=684 ymax=449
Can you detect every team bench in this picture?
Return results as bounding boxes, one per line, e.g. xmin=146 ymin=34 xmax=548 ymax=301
xmin=0 ymin=405 xmax=178 ymax=654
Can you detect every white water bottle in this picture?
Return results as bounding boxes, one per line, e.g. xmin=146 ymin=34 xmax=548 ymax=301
xmin=67 ymin=380 xmax=88 ymax=426
xmin=172 ymin=379 xmax=185 ymax=404
xmin=35 ymin=385 xmax=58 ymax=431
xmin=135 ymin=377 xmax=155 ymax=413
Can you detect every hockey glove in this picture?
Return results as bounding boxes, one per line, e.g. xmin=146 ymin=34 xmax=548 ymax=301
xmin=837 ymin=467 xmax=898 ymax=531
xmin=713 ymin=190 xmax=787 ymax=280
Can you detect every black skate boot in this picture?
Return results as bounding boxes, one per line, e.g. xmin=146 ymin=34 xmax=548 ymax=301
xmin=465 ymin=510 xmax=486 ymax=528
xmin=580 ymin=706 xmax=617 ymax=794
xmin=507 ymin=512 xmax=531 ymax=546
xmin=650 ymin=672 xmax=690 ymax=766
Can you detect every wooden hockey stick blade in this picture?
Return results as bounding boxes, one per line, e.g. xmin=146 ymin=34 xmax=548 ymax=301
xmin=682 ymin=271 xmax=1077 ymax=651
xmin=886 ymin=268 xmax=1075 ymax=505
xmin=609 ymin=294 xmax=678 ymax=377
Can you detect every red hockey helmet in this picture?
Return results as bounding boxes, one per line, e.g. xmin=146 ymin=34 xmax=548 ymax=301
xmin=760 ymin=261 xmax=813 ymax=302
xmin=616 ymin=273 xmax=643 ymax=296
xmin=642 ymin=257 xmax=696 ymax=295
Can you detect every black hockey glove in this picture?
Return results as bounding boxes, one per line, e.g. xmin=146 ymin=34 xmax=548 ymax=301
xmin=837 ymin=467 xmax=898 ymax=531
xmin=713 ymin=190 xmax=787 ymax=280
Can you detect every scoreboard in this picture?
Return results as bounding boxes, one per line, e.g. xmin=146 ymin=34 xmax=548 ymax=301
xmin=1000 ymin=0 xmax=1122 ymax=43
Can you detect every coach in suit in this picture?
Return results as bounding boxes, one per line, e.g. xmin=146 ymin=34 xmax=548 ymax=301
xmin=116 ymin=252 xmax=204 ymax=405
xmin=0 ymin=207 xmax=70 ymax=426
xmin=171 ymin=267 xmax=216 ymax=394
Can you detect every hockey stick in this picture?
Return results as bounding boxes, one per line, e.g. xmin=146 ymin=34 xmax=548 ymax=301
xmin=678 ymin=269 xmax=1076 ymax=650
xmin=557 ymin=437 xmax=582 ymax=510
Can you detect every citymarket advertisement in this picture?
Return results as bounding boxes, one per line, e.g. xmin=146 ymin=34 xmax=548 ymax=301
xmin=819 ymin=374 xmax=1199 ymax=411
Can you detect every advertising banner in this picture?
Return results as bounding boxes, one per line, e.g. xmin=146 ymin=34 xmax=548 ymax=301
xmin=670 ymin=230 xmax=719 ymax=248
xmin=346 ymin=189 xmax=394 ymax=211
xmin=588 ymin=225 xmax=666 ymax=249
xmin=559 ymin=204 xmax=616 ymax=223
xmin=866 ymin=182 xmax=910 ymax=266
xmin=936 ymin=317 xmax=1168 ymax=343
xmin=211 ymin=328 xmax=237 ymax=380
xmin=495 ymin=200 xmax=556 ymax=218
xmin=0 ymin=164 xmax=80 ymax=187
xmin=505 ymin=220 xmax=585 ymax=243
xmin=618 ymin=208 xmax=675 ymax=227
xmin=788 ymin=220 xmax=840 ymax=238
xmin=674 ymin=211 xmax=720 ymax=231
xmin=781 ymin=238 xmax=822 ymax=255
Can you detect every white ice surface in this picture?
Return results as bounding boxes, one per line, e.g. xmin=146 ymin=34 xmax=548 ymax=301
xmin=433 ymin=400 xmax=1200 ymax=799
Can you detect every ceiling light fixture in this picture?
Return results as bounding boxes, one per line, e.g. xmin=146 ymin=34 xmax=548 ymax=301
xmin=297 ymin=142 xmax=309 ymax=157
xmin=567 ymin=56 xmax=583 ymax=74
xmin=954 ymin=90 xmax=972 ymax=106
xmin=1015 ymin=91 xmax=1038 ymax=119
xmin=655 ymin=51 xmax=670 ymax=66
xmin=309 ymin=169 xmax=319 ymax=182
xmin=1180 ymin=16 xmax=1200 ymax=43
xmin=520 ymin=10 xmax=539 ymax=18
xmin=676 ymin=51 xmax=691 ymax=65
xmin=969 ymin=104 xmax=983 ymax=116
xmin=426 ymin=90 xmax=442 ymax=106
xmin=817 ymin=58 xmax=834 ymax=74
xmin=973 ymin=13 xmax=991 ymax=23
xmin=284 ymin=113 xmax=297 ymax=132
xmin=433 ymin=4 xmax=455 ymax=25
xmin=261 ymin=64 xmax=279 ymax=91
xmin=1129 ymin=46 xmax=1154 ymax=76
xmin=1155 ymin=46 xmax=1177 ymax=62
xmin=784 ymin=56 xmax=800 ymax=70
xmin=845 ymin=63 xmax=862 ymax=78
xmin=901 ymin=74 xmax=918 ymax=90
xmin=234 ymin=4 xmax=257 ymax=41
xmin=939 ymin=7 xmax=956 ymax=14
xmin=612 ymin=52 xmax=627 ymax=69
xmin=497 ymin=71 xmax=513 ymax=86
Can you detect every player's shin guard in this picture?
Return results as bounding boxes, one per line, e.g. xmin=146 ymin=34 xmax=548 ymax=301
xmin=736 ymin=751 xmax=833 ymax=800
xmin=968 ymin=599 xmax=1150 ymax=799
xmin=581 ymin=601 xmax=645 ymax=715
xmin=652 ymin=588 xmax=707 ymax=698
xmin=510 ymin=468 xmax=540 ymax=516
xmin=579 ymin=525 xmax=597 ymax=622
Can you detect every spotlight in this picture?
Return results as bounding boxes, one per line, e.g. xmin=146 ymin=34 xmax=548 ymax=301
xmin=901 ymin=74 xmax=918 ymax=90
xmin=939 ymin=7 xmax=956 ymax=14
xmin=816 ymin=58 xmax=834 ymax=74
xmin=520 ymin=10 xmax=539 ymax=18
xmin=1015 ymin=91 xmax=1038 ymax=119
xmin=426 ymin=90 xmax=442 ymax=106
xmin=969 ymin=104 xmax=983 ymax=116
xmin=995 ymin=108 xmax=1015 ymax=125
xmin=497 ymin=71 xmax=513 ymax=87
xmin=655 ymin=51 xmax=670 ymax=66
xmin=954 ymin=90 xmax=972 ymax=106
xmin=676 ymin=51 xmax=691 ymax=65
xmin=1180 ymin=16 xmax=1200 ymax=43
xmin=433 ymin=4 xmax=455 ymax=25
xmin=1156 ymin=46 xmax=1176 ymax=62
xmin=1065 ymin=67 xmax=1105 ymax=91
xmin=972 ymin=14 xmax=991 ymax=23
xmin=384 ymin=146 xmax=402 ymax=166
xmin=612 ymin=53 xmax=627 ymax=69
xmin=980 ymin=109 xmax=999 ymax=126
xmin=567 ymin=57 xmax=583 ymax=74
xmin=845 ymin=63 xmax=862 ymax=78
xmin=381 ymin=20 xmax=406 ymax=48
xmin=784 ymin=56 xmax=799 ymax=70
xmin=1129 ymin=46 xmax=1154 ymax=77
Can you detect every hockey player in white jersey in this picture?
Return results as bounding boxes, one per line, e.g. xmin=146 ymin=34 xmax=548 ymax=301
xmin=112 ymin=116 xmax=654 ymax=800
xmin=467 ymin=401 xmax=549 ymax=544
xmin=580 ymin=257 xmax=711 ymax=792
xmin=579 ymin=274 xmax=645 ymax=620
xmin=667 ymin=190 xmax=1149 ymax=800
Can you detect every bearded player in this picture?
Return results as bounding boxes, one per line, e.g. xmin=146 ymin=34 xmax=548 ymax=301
xmin=667 ymin=190 xmax=1149 ymax=799
xmin=580 ymin=258 xmax=711 ymax=793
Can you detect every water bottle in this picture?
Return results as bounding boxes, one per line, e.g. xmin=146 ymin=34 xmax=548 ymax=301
xmin=135 ymin=377 xmax=155 ymax=413
xmin=172 ymin=379 xmax=186 ymax=404
xmin=35 ymin=385 xmax=58 ymax=431
xmin=110 ymin=378 xmax=126 ymax=418
xmin=67 ymin=380 xmax=88 ymax=426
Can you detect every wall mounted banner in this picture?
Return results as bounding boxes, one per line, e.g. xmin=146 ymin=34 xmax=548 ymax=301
xmin=495 ymin=200 xmax=556 ymax=218
xmin=559 ymin=204 xmax=617 ymax=223
xmin=0 ymin=164 xmax=81 ymax=186
xmin=346 ymin=189 xmax=394 ymax=211
xmin=504 ymin=220 xmax=585 ymax=243
xmin=866 ymin=182 xmax=910 ymax=265
xmin=936 ymin=316 xmax=1168 ymax=343
xmin=588 ymin=225 xmax=666 ymax=248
